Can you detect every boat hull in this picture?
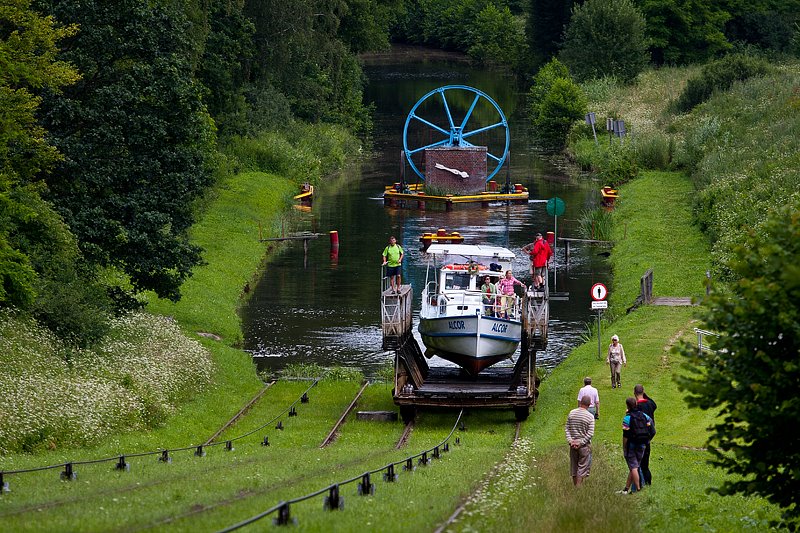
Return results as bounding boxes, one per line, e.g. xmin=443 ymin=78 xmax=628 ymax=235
xmin=418 ymin=314 xmax=521 ymax=375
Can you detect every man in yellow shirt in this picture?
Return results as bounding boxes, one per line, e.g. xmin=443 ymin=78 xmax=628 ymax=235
xmin=381 ymin=236 xmax=404 ymax=293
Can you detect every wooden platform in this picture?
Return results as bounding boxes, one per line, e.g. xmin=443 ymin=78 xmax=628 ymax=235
xmin=381 ymin=285 xmax=413 ymax=350
xmin=652 ymin=297 xmax=695 ymax=306
xmin=417 ymin=366 xmax=522 ymax=395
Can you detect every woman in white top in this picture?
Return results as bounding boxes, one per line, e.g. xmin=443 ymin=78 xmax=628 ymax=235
xmin=606 ymin=334 xmax=626 ymax=388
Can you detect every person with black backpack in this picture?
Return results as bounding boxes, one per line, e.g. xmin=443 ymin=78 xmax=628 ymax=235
xmin=634 ymin=384 xmax=657 ymax=486
xmin=617 ymin=397 xmax=655 ymax=494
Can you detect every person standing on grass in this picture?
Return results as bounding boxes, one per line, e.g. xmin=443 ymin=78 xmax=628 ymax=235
xmin=577 ymin=376 xmax=600 ymax=419
xmin=381 ymin=236 xmax=404 ymax=293
xmin=617 ymin=396 xmax=654 ymax=494
xmin=606 ymin=334 xmax=626 ymax=388
xmin=634 ymin=384 xmax=657 ymax=486
xmin=565 ymin=396 xmax=595 ymax=486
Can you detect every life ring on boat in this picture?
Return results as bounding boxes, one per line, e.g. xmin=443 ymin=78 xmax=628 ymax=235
xmin=467 ymin=262 xmax=481 ymax=275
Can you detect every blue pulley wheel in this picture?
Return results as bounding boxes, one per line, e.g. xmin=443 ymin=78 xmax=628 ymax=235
xmin=402 ymin=85 xmax=509 ymax=182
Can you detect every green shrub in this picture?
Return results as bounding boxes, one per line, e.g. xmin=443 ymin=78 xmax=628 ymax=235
xmin=223 ymin=124 xmax=359 ymax=185
xmin=598 ymin=149 xmax=639 ymax=187
xmin=580 ymin=75 xmax=621 ymax=102
xmin=560 ymin=0 xmax=648 ymax=83
xmin=568 ymin=137 xmax=605 ymax=171
xmin=529 ymin=59 xmax=587 ymax=151
xmin=673 ymin=53 xmax=773 ymax=113
xmin=468 ymin=3 xmax=526 ymax=65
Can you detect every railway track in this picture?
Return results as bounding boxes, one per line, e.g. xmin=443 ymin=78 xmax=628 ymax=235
xmin=434 ymin=420 xmax=522 ymax=533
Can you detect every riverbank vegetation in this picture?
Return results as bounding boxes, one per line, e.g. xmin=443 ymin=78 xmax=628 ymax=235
xmin=1 ymin=1 xmax=366 ymax=452
xmin=541 ymin=56 xmax=800 ymax=527
xmin=2 ymin=1 xmax=800 ymax=529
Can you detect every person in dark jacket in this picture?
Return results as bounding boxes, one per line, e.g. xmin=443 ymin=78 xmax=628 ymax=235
xmin=634 ymin=384 xmax=657 ymax=486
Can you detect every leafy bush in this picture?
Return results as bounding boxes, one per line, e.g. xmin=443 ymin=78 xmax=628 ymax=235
xmin=468 ymin=3 xmax=527 ymax=66
xmin=580 ymin=75 xmax=621 ymax=103
xmin=559 ymin=0 xmax=648 ymax=83
xmin=223 ymin=124 xmax=359 ymax=185
xmin=598 ymin=149 xmax=639 ymax=187
xmin=568 ymin=137 xmax=605 ymax=171
xmin=528 ymin=59 xmax=587 ymax=151
xmin=673 ymin=53 xmax=773 ymax=113
xmin=677 ymin=206 xmax=800 ymax=530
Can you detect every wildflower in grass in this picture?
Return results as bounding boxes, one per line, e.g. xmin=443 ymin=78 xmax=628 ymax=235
xmin=0 ymin=311 xmax=213 ymax=453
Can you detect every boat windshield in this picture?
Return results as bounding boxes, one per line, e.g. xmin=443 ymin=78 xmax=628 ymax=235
xmin=444 ymin=272 xmax=471 ymax=290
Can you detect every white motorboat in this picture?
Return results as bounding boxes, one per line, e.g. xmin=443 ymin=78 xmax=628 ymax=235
xmin=418 ymin=243 xmax=524 ymax=375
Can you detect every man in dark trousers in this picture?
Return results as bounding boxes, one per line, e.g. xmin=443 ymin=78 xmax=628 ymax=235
xmin=634 ymin=384 xmax=657 ymax=486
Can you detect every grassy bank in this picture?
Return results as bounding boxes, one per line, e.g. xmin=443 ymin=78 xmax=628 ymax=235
xmin=0 ymin=123 xmax=357 ymax=464
xmin=448 ymin=170 xmax=780 ymax=531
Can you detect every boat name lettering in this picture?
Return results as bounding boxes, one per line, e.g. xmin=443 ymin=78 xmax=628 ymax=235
xmin=448 ymin=320 xmax=465 ymax=330
xmin=491 ymin=323 xmax=508 ymax=333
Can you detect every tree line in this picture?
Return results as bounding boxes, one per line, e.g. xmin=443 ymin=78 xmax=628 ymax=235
xmin=2 ymin=0 xmax=799 ymax=346
xmin=1 ymin=0 xmax=386 ymax=344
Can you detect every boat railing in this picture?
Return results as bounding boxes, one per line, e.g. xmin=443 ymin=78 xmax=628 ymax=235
xmin=380 ymin=264 xmax=391 ymax=293
xmin=422 ymin=287 xmax=522 ymax=320
xmin=489 ymin=293 xmax=522 ymax=320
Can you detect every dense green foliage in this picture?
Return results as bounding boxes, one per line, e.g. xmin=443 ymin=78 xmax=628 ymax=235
xmin=560 ymin=0 xmax=648 ymax=82
xmin=677 ymin=207 xmax=800 ymax=529
xmin=393 ymin=0 xmax=528 ymax=66
xmin=244 ymin=0 xmax=373 ymax=135
xmin=674 ymin=53 xmax=773 ymax=112
xmin=718 ymin=0 xmax=800 ymax=55
xmin=36 ymin=0 xmax=215 ymax=302
xmin=193 ymin=1 xmax=255 ymax=137
xmin=0 ymin=2 xmax=77 ymax=308
xmin=526 ymin=0 xmax=574 ymax=70
xmin=0 ymin=0 xmax=117 ymax=343
xmin=1 ymin=0 xmax=384 ymax=344
xmin=675 ymin=68 xmax=800 ymax=279
xmin=634 ymin=0 xmax=731 ymax=65
xmin=528 ymin=59 xmax=587 ymax=150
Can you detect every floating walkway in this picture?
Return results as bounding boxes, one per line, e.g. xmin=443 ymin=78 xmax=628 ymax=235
xmin=384 ymin=183 xmax=529 ymax=210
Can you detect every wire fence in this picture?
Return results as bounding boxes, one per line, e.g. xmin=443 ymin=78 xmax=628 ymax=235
xmin=216 ymin=409 xmax=465 ymax=531
xmin=0 ymin=379 xmax=320 ymax=491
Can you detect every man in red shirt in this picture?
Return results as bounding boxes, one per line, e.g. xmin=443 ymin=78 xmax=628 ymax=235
xmin=522 ymin=233 xmax=553 ymax=289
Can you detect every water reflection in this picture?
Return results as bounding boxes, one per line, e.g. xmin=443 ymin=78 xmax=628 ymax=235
xmin=241 ymin=46 xmax=610 ymax=377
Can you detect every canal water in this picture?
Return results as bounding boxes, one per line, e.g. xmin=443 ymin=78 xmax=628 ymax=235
xmin=241 ymin=46 xmax=610 ymax=377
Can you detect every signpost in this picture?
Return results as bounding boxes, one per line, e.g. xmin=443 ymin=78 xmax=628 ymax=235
xmin=546 ymin=197 xmax=566 ymax=292
xmin=591 ymin=283 xmax=608 ymax=360
xmin=585 ymin=112 xmax=598 ymax=145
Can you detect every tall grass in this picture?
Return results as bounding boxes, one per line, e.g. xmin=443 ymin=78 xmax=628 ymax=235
xmin=0 ymin=310 xmax=212 ymax=454
xmin=674 ymin=67 xmax=800 ymax=279
xmin=578 ymin=207 xmax=614 ymax=241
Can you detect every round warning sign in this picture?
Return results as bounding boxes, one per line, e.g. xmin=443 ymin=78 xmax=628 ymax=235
xmin=591 ymin=283 xmax=608 ymax=301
